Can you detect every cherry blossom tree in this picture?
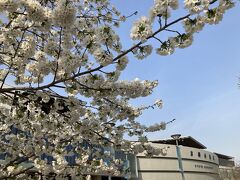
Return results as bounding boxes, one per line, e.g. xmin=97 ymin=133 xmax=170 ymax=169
xmin=0 ymin=0 xmax=236 ymax=179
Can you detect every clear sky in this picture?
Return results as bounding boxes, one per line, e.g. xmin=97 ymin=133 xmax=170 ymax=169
xmin=112 ymin=0 xmax=240 ymax=161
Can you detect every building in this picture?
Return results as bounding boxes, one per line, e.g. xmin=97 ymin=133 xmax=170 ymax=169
xmin=1 ymin=133 xmax=236 ymax=180
xmin=134 ymin=136 xmax=220 ymax=180
xmin=215 ymin=153 xmax=237 ymax=180
xmin=92 ymin=136 xmax=236 ymax=180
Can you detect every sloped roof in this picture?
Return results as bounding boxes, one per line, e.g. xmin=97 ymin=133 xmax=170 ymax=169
xmin=151 ymin=136 xmax=207 ymax=149
xmin=214 ymin=153 xmax=234 ymax=160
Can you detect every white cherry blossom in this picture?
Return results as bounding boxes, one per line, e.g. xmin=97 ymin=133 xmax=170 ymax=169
xmin=0 ymin=0 xmax=236 ymax=179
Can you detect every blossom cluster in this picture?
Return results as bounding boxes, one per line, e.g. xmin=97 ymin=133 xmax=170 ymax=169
xmin=130 ymin=0 xmax=235 ymax=59
xmin=149 ymin=0 xmax=179 ymax=21
xmin=130 ymin=16 xmax=152 ymax=41
xmin=184 ymin=0 xmax=210 ymax=14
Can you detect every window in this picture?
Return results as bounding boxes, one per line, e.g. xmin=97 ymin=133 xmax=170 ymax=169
xmin=190 ymin=151 xmax=193 ymax=156
xmin=198 ymin=152 xmax=201 ymax=158
xmin=213 ymin=156 xmax=215 ymax=160
xmin=204 ymin=154 xmax=207 ymax=159
xmin=102 ymin=177 xmax=127 ymax=180
xmin=209 ymin=154 xmax=212 ymax=160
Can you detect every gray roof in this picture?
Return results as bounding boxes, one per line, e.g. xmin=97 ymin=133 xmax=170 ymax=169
xmin=214 ymin=152 xmax=234 ymax=160
xmin=151 ymin=136 xmax=207 ymax=149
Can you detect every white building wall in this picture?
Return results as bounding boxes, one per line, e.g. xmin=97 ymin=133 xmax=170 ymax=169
xmin=134 ymin=143 xmax=220 ymax=180
xmin=137 ymin=172 xmax=219 ymax=180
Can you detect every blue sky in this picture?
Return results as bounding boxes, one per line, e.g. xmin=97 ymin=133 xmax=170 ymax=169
xmin=112 ymin=0 xmax=240 ymax=160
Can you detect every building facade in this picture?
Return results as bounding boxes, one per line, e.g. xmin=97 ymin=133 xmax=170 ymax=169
xmin=135 ymin=137 xmax=220 ymax=180
xmin=1 ymin=134 xmax=235 ymax=180
xmin=92 ymin=136 xmax=236 ymax=180
xmin=216 ymin=153 xmax=237 ymax=180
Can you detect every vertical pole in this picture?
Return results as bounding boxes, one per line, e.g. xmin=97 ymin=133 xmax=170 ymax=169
xmin=175 ymin=139 xmax=185 ymax=180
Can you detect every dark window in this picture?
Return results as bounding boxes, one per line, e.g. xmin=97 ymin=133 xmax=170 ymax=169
xmin=102 ymin=177 xmax=126 ymax=180
xmin=209 ymin=154 xmax=212 ymax=160
xmin=204 ymin=154 xmax=207 ymax=159
xmin=190 ymin=151 xmax=193 ymax=156
xmin=198 ymin=152 xmax=201 ymax=158
xmin=102 ymin=176 xmax=109 ymax=180
xmin=213 ymin=156 xmax=215 ymax=160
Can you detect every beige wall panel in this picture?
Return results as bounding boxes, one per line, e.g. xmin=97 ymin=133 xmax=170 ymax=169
xmin=182 ymin=160 xmax=219 ymax=173
xmin=137 ymin=158 xmax=179 ymax=171
xmin=136 ymin=172 xmax=220 ymax=180
xmin=135 ymin=143 xmax=221 ymax=180
xmin=137 ymin=172 xmax=182 ymax=180
xmin=137 ymin=158 xmax=218 ymax=173
xmin=137 ymin=143 xmax=219 ymax=165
